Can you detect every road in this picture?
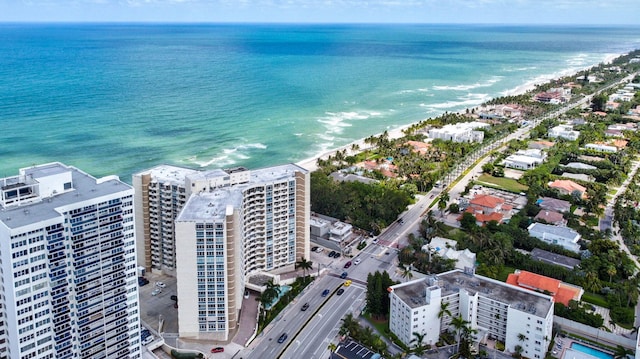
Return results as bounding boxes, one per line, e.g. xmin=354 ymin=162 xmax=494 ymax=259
xmin=241 ymin=275 xmax=347 ymax=359
xmin=280 ymin=283 xmax=366 ymax=359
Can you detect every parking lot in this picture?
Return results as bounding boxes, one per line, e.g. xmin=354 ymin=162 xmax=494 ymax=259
xmin=138 ymin=272 xmax=179 ymax=335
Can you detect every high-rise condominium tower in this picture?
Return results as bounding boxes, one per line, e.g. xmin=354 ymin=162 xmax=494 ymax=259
xmin=0 ymin=163 xmax=141 ymax=359
xmin=134 ymin=164 xmax=309 ymax=341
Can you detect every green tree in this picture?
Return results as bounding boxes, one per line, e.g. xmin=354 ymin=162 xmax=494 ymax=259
xmin=613 ymin=345 xmax=633 ymax=359
xmin=411 ymin=332 xmax=427 ymax=355
xmin=295 ymin=257 xmax=313 ymax=277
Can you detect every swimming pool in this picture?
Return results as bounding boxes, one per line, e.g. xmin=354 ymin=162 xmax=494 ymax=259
xmin=570 ymin=342 xmax=613 ymax=359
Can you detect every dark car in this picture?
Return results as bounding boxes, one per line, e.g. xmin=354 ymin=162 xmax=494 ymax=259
xmin=321 ymin=289 xmax=330 ymax=297
xmin=301 ymin=302 xmax=310 ymax=311
xmin=337 ymin=288 xmax=345 ymax=296
xmin=211 ymin=347 xmax=224 ymax=353
xmin=311 ymin=246 xmax=319 ymax=252
xmin=340 ymin=272 xmax=348 ymax=279
xmin=170 ymin=295 xmax=178 ymax=301
xmin=334 ymin=252 xmax=341 ymax=258
xmin=328 ymin=250 xmax=336 ymax=257
xmin=343 ymin=261 xmax=352 ymax=269
xmin=277 ymin=333 xmax=288 ymax=343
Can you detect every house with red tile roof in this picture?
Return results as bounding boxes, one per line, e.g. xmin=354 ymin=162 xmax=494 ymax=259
xmin=357 ymin=159 xmax=398 ymax=178
xmin=459 ymin=194 xmax=512 ymax=226
xmin=506 ymin=270 xmax=583 ymax=306
xmin=548 ymin=179 xmax=587 ymax=199
xmin=404 ymin=140 xmax=432 ymax=155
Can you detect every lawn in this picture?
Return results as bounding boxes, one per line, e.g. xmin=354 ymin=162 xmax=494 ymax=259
xmin=477 ymin=174 xmax=528 ymax=193
xmin=581 ymin=292 xmax=609 ymax=308
xmin=497 ymin=265 xmax=517 ymax=282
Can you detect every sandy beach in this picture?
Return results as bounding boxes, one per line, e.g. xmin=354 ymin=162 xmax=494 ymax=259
xmin=296 ymin=53 xmax=623 ymax=173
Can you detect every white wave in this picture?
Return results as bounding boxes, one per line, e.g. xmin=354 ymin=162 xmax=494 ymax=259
xmin=317 ymin=110 xmax=383 ymax=135
xmin=433 ymin=77 xmax=502 ymax=91
xmin=565 ymin=53 xmax=589 ymax=67
xmin=192 ymin=142 xmax=267 ymax=168
xmin=503 ymin=66 xmax=538 ymax=72
xmin=426 ymin=93 xmax=490 ymax=110
xmin=294 ymin=133 xmax=303 ymax=137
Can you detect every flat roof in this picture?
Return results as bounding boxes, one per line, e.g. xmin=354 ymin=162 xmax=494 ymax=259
xmin=177 ymin=188 xmax=242 ymax=221
xmin=392 ymin=270 xmax=553 ymax=316
xmin=176 ymin=163 xmax=307 ymax=222
xmin=1 ymin=163 xmax=132 ymax=229
xmin=530 ymin=248 xmax=581 ymax=269
xmin=134 ymin=164 xmax=198 ymax=184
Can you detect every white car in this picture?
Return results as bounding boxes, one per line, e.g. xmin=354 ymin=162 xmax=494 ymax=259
xmin=354 ymin=258 xmax=361 ymax=265
xmin=142 ymin=335 xmax=154 ymax=345
xmin=151 ymin=288 xmax=162 ymax=296
xmin=155 ymin=281 xmax=166 ymax=288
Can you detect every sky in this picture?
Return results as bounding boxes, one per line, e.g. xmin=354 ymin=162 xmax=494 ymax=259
xmin=0 ymin=0 xmax=639 ymax=24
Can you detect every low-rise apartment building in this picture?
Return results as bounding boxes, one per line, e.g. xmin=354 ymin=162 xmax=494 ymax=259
xmin=388 ymin=270 xmax=553 ymax=358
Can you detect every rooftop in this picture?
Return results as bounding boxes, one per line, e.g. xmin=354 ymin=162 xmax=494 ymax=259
xmin=528 ymin=223 xmax=580 ymax=241
xmin=1 ymin=162 xmax=132 ymax=229
xmin=134 ymin=164 xmax=198 ymax=184
xmin=530 ymin=248 xmax=581 ymax=270
xmin=391 ymin=269 xmax=553 ymax=316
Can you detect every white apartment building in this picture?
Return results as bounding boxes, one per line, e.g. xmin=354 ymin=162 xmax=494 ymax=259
xmin=174 ymin=164 xmax=309 ymax=341
xmin=389 ymin=270 xmax=553 ymax=358
xmin=0 ymin=163 xmax=141 ymax=359
xmin=428 ymin=122 xmax=490 ymax=143
xmin=133 ymin=165 xmax=197 ymax=276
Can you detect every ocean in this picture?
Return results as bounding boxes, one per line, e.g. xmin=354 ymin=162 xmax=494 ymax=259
xmin=1 ymin=23 xmax=639 ymax=181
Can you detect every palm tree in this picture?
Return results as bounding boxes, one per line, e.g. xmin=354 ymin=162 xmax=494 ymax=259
xmin=327 ymin=342 xmax=337 ymax=353
xmin=261 ymin=279 xmax=280 ymax=306
xmin=400 ymin=264 xmax=413 ymax=280
xmin=451 ymin=315 xmax=469 ymax=354
xmin=341 ymin=313 xmax=360 ymax=338
xmin=514 ymin=345 xmax=524 ymax=358
xmin=295 ymin=257 xmax=313 ymax=277
xmin=613 ymin=345 xmax=633 ymax=359
xmin=438 ymin=301 xmax=452 ymax=324
xmin=411 ymin=332 xmax=427 ymax=355
xmin=517 ymin=333 xmax=527 ymax=343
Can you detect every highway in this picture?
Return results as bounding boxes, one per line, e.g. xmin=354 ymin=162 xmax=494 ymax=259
xmin=280 ymin=283 xmax=366 ymax=359
xmin=242 ymin=275 xmax=347 ymax=359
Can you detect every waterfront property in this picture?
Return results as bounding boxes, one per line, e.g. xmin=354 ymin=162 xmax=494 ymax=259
xmin=388 ymin=269 xmax=553 ymax=357
xmin=173 ymin=164 xmax=310 ymax=341
xmin=0 ymin=163 xmax=141 ymax=358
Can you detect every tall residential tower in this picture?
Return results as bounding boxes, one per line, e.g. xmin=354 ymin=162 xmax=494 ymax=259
xmin=0 ymin=163 xmax=141 ymax=359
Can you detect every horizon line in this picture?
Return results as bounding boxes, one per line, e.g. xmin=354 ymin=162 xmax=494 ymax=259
xmin=1 ymin=21 xmax=639 ymax=27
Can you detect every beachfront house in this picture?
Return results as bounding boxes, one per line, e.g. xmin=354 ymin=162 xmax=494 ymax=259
xmin=527 ymin=222 xmax=581 ymax=253
xmin=427 ymin=121 xmax=490 ymax=143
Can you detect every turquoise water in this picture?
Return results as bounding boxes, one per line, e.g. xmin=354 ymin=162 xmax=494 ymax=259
xmin=570 ymin=342 xmax=614 ymax=359
xmin=264 ymin=285 xmax=291 ymax=310
xmin=1 ymin=24 xmax=639 ymax=181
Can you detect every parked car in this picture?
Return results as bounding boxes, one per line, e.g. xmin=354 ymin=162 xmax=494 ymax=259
xmin=151 ymin=288 xmax=162 ymax=296
xmin=170 ymin=295 xmax=178 ymax=301
xmin=311 ymin=246 xmax=319 ymax=252
xmin=301 ymin=302 xmax=309 ymax=311
xmin=277 ymin=333 xmax=288 ymax=344
xmin=353 ymin=258 xmax=361 ymax=265
xmin=328 ymin=250 xmax=336 ymax=257
xmin=340 ymin=272 xmax=348 ymax=279
xmin=211 ymin=347 xmax=224 ymax=353
xmin=142 ymin=335 xmax=154 ymax=345
xmin=138 ymin=277 xmax=149 ymax=286
xmin=337 ymin=288 xmax=345 ymax=296
xmin=155 ymin=281 xmax=166 ymax=288
xmin=334 ymin=252 xmax=341 ymax=258
xmin=321 ymin=289 xmax=330 ymax=297
xmin=343 ymin=261 xmax=352 ymax=269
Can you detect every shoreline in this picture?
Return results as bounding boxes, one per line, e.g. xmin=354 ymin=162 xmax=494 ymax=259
xmin=296 ymin=52 xmax=624 ymax=173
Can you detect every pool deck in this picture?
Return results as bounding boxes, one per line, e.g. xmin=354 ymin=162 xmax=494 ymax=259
xmin=553 ymin=337 xmax=614 ymax=359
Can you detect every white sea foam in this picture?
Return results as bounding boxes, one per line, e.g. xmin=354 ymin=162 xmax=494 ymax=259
xmin=432 ymin=77 xmax=502 ymax=91
xmin=503 ymin=66 xmax=538 ymax=72
xmin=317 ymin=110 xmax=382 ymax=135
xmin=193 ymin=142 xmax=267 ymax=168
xmin=426 ymin=92 xmax=491 ymax=110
